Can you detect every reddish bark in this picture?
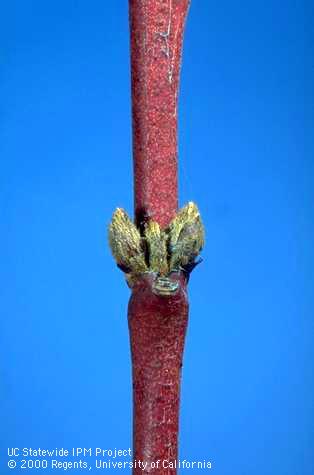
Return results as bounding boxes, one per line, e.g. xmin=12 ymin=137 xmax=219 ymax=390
xmin=128 ymin=2 xmax=191 ymax=473
xmin=129 ymin=0 xmax=191 ymax=229
xmin=128 ymin=273 xmax=188 ymax=474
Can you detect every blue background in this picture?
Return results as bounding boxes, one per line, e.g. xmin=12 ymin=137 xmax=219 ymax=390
xmin=1 ymin=1 xmax=313 ymax=474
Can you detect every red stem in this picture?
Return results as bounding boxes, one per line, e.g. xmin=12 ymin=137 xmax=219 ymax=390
xmin=128 ymin=1 xmax=191 ymax=473
xmin=128 ymin=273 xmax=188 ymax=474
xmin=129 ymin=0 xmax=190 ymax=229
